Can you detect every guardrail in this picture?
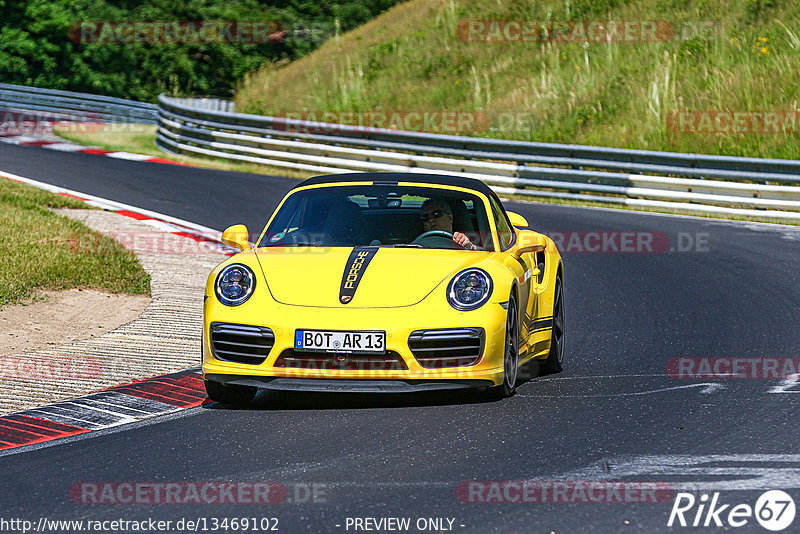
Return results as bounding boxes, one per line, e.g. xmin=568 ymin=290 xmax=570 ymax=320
xmin=4 ymin=83 xmax=798 ymax=223
xmin=156 ymin=95 xmax=800 ymax=224
xmin=0 ymin=83 xmax=158 ymax=124
xmin=167 ymin=97 xmax=235 ymax=113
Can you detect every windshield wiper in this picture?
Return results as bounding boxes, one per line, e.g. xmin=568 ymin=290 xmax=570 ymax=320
xmin=390 ymin=243 xmax=423 ymax=248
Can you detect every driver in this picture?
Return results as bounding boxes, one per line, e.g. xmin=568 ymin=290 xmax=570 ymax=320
xmin=420 ymin=199 xmax=479 ymax=250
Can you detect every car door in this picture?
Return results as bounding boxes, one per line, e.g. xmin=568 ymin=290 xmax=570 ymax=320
xmin=490 ymin=197 xmax=536 ymax=348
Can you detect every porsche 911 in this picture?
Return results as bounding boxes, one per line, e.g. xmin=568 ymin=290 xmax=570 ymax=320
xmin=202 ymin=173 xmax=564 ymax=404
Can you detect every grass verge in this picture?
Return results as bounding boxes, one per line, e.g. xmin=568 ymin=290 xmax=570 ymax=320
xmin=0 ymin=178 xmax=151 ymax=307
xmin=53 ymin=124 xmax=313 ymax=180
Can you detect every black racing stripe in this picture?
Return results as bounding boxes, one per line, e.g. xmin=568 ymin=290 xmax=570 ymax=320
xmin=339 ymin=247 xmax=379 ymax=304
xmin=531 ymin=316 xmax=553 ymax=332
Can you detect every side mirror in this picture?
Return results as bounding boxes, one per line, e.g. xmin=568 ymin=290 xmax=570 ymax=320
xmin=515 ymin=230 xmax=546 ymax=256
xmin=507 ymin=211 xmax=529 ymax=228
xmin=221 ymin=224 xmax=251 ymax=252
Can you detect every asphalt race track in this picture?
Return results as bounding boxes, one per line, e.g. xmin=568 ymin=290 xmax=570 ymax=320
xmin=1 ymin=143 xmax=800 ymax=533
xmin=0 ymin=143 xmax=293 ymax=233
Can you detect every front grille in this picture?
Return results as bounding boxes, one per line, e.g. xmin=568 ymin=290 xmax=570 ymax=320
xmin=274 ymin=349 xmax=408 ymax=371
xmin=210 ymin=323 xmax=274 ymax=364
xmin=408 ymin=328 xmax=485 ymax=369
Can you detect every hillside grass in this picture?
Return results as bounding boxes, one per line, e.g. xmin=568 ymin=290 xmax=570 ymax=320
xmin=0 ymin=179 xmax=151 ymax=307
xmin=236 ymin=0 xmax=800 ymax=160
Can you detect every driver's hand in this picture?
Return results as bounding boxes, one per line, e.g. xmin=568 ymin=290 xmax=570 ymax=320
xmin=453 ymin=232 xmax=476 ymax=250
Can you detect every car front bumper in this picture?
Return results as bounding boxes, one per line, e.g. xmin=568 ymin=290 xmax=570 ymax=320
xmin=202 ymin=298 xmax=509 ymax=388
xmin=204 ymin=375 xmax=494 ymax=393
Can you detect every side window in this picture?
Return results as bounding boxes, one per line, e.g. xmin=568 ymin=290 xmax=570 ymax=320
xmin=489 ymin=197 xmax=514 ymax=250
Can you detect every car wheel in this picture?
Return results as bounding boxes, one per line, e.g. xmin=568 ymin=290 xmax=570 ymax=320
xmin=488 ymin=292 xmax=519 ymax=399
xmin=205 ymin=380 xmax=257 ymax=406
xmin=542 ymin=274 xmax=565 ymax=374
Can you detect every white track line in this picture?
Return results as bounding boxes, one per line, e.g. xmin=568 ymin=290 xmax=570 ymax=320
xmin=0 ymin=169 xmax=224 ymax=241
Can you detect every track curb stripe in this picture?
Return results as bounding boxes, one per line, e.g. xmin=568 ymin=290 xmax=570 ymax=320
xmin=0 ymin=369 xmax=207 ymax=451
xmin=0 ymin=169 xmax=239 ymax=256
xmin=0 ymin=132 xmax=193 ymax=166
xmin=0 ymin=416 xmax=90 ymax=446
xmin=106 ymin=374 xmax=208 ymax=408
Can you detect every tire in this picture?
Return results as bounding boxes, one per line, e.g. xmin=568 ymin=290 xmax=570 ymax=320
xmin=205 ymin=379 xmax=257 ymax=406
xmin=542 ymin=274 xmax=565 ymax=374
xmin=488 ymin=292 xmax=519 ymax=399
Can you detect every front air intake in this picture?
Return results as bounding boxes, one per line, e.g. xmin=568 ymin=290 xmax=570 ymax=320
xmin=274 ymin=349 xmax=408 ymax=371
xmin=210 ymin=323 xmax=274 ymax=364
xmin=408 ymin=328 xmax=485 ymax=369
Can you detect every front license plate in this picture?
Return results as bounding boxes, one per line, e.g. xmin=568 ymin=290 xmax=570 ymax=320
xmin=295 ymin=330 xmax=385 ymax=354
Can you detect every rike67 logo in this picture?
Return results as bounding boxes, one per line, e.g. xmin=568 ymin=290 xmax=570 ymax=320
xmin=668 ymin=490 xmax=796 ymax=531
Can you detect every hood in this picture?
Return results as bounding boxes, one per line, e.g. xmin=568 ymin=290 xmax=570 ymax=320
xmin=254 ymin=246 xmax=484 ymax=307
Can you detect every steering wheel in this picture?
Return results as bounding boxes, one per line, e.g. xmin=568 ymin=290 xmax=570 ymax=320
xmin=412 ymin=230 xmax=462 ymax=249
xmin=414 ymin=230 xmax=454 ymax=241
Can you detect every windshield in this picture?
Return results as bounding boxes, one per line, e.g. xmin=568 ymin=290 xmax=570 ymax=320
xmin=259 ymin=184 xmax=494 ymax=251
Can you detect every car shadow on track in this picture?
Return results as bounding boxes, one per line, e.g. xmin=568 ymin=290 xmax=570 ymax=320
xmin=201 ymin=362 xmax=559 ymax=411
xmin=203 ymin=389 xmax=493 ymax=411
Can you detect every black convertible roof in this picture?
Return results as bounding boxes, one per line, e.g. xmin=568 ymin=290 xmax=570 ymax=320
xmin=295 ymin=172 xmax=496 ymax=198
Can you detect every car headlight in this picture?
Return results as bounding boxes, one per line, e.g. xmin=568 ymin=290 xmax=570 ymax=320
xmin=447 ymin=268 xmax=492 ymax=311
xmin=215 ymin=264 xmax=256 ymax=306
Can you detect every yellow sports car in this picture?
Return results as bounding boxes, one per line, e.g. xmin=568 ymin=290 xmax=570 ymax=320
xmin=202 ymin=173 xmax=564 ymax=404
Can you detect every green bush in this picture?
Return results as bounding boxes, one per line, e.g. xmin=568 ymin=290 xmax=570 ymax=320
xmin=0 ymin=0 xmax=401 ymax=101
